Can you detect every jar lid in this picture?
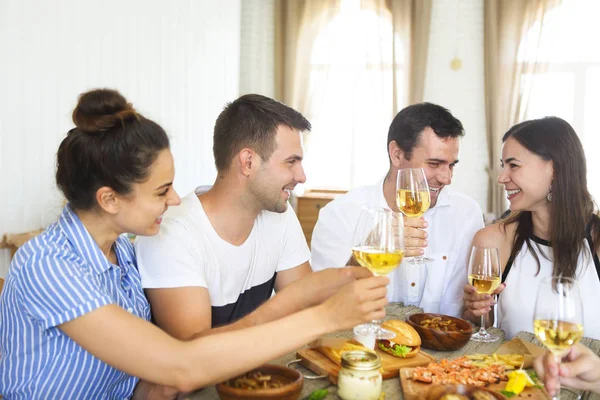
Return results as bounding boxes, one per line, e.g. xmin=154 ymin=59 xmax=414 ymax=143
xmin=341 ymin=350 xmax=381 ymax=371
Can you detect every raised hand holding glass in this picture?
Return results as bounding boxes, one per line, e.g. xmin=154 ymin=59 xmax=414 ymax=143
xmin=351 ymin=207 xmax=404 ymax=340
xmin=533 ymin=276 xmax=583 ymax=400
xmin=396 ymin=168 xmax=433 ymax=264
xmin=467 ymin=246 xmax=501 ymax=342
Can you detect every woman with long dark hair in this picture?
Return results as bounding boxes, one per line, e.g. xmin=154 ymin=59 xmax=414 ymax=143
xmin=462 ymin=117 xmax=600 ymax=339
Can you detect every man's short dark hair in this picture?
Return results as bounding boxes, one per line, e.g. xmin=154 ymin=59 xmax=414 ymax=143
xmin=387 ymin=102 xmax=464 ymax=160
xmin=213 ymin=94 xmax=311 ymax=172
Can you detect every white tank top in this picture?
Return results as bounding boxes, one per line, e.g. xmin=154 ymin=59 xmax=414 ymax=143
xmin=497 ymin=235 xmax=600 ymax=340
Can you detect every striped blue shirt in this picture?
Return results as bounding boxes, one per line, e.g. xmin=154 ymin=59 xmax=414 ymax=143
xmin=0 ymin=205 xmax=151 ymax=399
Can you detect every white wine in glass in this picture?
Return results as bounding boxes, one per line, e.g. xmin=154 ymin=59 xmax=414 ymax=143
xmin=352 ymin=246 xmax=404 ymax=276
xmin=396 ymin=168 xmax=433 ymax=263
xmin=396 ymin=188 xmax=431 ymax=218
xmin=468 ymin=275 xmax=501 ymax=295
xmin=467 ymin=246 xmax=501 ymax=342
xmin=352 ymin=207 xmax=404 ymax=340
xmin=533 ymin=276 xmax=584 ymax=400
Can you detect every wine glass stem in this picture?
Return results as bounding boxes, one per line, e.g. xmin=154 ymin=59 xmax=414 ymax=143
xmin=479 ymin=315 xmax=487 ymax=334
xmin=552 ymin=353 xmax=561 ymax=400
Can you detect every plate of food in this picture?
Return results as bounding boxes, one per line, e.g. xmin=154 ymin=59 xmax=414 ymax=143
xmin=406 ymin=313 xmax=472 ymax=351
xmin=295 ymin=320 xmax=435 ymax=383
xmin=399 ymin=354 xmax=549 ymax=400
xmin=216 ymin=364 xmax=303 ymax=400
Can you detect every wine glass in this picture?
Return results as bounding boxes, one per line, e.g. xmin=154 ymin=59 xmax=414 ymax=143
xmin=467 ymin=246 xmax=501 ymax=342
xmin=533 ymin=276 xmax=584 ymax=400
xmin=351 ymin=207 xmax=404 ymax=340
xmin=396 ymin=168 xmax=433 ymax=264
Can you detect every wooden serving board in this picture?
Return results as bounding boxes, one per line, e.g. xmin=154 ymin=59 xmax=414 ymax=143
xmin=296 ymin=347 xmax=435 ymax=384
xmin=399 ymin=367 xmax=551 ymax=400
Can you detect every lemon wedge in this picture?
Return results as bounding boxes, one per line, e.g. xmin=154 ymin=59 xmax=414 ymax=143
xmin=505 ymin=370 xmax=536 ymax=394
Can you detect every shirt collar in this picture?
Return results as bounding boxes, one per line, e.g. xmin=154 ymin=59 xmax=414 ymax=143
xmin=434 ymin=186 xmax=451 ymax=208
xmin=58 ymin=204 xmax=133 ymax=275
xmin=375 ymin=177 xmax=391 ymax=209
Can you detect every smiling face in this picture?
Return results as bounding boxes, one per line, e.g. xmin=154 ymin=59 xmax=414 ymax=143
xmin=115 ymin=149 xmax=181 ymax=236
xmin=396 ymin=127 xmax=460 ymax=208
xmin=249 ymin=125 xmax=306 ymax=213
xmin=498 ymin=137 xmax=553 ymax=212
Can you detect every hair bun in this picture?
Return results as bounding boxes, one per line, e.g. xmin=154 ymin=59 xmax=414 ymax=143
xmin=72 ymin=89 xmax=139 ymax=133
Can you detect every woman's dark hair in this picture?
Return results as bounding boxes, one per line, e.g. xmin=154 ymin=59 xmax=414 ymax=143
xmin=56 ymin=89 xmax=170 ymax=210
xmin=501 ymin=117 xmax=600 ymax=279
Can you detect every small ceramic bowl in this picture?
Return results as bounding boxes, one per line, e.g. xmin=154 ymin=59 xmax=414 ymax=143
xmin=216 ymin=364 xmax=303 ymax=400
xmin=426 ymin=384 xmax=507 ymax=399
xmin=406 ymin=313 xmax=473 ymax=351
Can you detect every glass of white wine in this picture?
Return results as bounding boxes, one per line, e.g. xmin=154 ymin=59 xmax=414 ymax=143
xmin=533 ymin=276 xmax=584 ymax=400
xmin=396 ymin=168 xmax=433 ymax=264
xmin=352 ymin=207 xmax=404 ymax=340
xmin=467 ymin=246 xmax=501 ymax=342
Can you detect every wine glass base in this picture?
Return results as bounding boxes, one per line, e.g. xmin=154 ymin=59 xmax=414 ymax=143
xmin=353 ymin=324 xmax=397 ymax=340
xmin=470 ymin=331 xmax=499 ymax=343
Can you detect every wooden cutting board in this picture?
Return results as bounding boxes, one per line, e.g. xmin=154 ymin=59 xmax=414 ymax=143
xmin=399 ymin=367 xmax=551 ymax=400
xmin=296 ymin=347 xmax=435 ymax=384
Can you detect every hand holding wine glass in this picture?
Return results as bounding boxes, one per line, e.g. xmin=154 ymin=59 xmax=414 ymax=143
xmin=467 ymin=246 xmax=501 ymax=342
xmin=396 ymin=168 xmax=432 ymax=264
xmin=534 ymin=343 xmax=600 ymax=397
xmin=351 ymin=207 xmax=404 ymax=339
xmin=533 ymin=276 xmax=584 ymax=400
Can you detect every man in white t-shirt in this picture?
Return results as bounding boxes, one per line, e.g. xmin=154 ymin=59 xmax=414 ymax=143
xmin=311 ymin=103 xmax=484 ymax=317
xmin=136 ymin=94 xmax=369 ymax=340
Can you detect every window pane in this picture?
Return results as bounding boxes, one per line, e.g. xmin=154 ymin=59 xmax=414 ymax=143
xmin=518 ymin=0 xmax=600 ymax=63
xmin=303 ymin=66 xmax=396 ymax=190
xmin=303 ymin=3 xmax=402 ymax=190
xmin=523 ymin=72 xmax=575 ymax=122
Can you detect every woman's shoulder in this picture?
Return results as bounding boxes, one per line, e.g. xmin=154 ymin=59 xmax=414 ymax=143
xmin=11 ymin=226 xmax=83 ymax=277
xmin=473 ymin=222 xmax=518 ymax=267
xmin=473 ymin=222 xmax=513 ymax=246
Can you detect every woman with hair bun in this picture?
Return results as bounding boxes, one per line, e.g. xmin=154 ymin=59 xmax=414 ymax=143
xmin=0 ymin=89 xmax=390 ymax=399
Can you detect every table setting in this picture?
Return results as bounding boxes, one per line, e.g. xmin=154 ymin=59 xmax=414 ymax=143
xmin=183 ymin=303 xmax=600 ymax=400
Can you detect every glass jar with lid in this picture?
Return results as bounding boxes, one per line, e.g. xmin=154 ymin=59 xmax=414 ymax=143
xmin=337 ymin=350 xmax=382 ymax=400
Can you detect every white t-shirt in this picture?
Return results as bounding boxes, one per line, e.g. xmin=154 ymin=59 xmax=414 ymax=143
xmin=135 ymin=188 xmax=311 ymax=327
xmin=311 ymin=179 xmax=483 ymax=317
xmin=498 ymin=236 xmax=600 ymax=340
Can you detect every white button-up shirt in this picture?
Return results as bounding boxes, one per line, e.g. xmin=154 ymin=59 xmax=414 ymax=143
xmin=310 ymin=179 xmax=484 ymax=317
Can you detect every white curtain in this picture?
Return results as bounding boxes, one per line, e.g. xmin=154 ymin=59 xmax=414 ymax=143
xmin=0 ymin=0 xmax=242 ymax=278
xmin=519 ymin=0 xmax=600 ymax=204
xmin=484 ymin=0 xmax=561 ymax=216
xmin=276 ymin=0 xmax=431 ymax=191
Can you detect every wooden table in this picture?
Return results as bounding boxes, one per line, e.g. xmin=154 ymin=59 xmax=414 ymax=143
xmin=184 ymin=303 xmax=600 ymax=400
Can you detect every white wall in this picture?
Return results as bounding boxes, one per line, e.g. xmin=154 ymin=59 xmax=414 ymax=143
xmin=240 ymin=0 xmax=275 ymax=97
xmin=0 ymin=0 xmax=241 ymax=277
xmin=423 ymin=0 xmax=489 ymax=212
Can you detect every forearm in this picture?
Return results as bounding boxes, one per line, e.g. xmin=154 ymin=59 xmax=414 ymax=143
xmin=196 ymin=294 xmax=302 ymax=339
xmin=194 ymin=283 xmax=312 ymax=339
xmin=178 ymin=306 xmax=331 ymax=390
xmin=62 ymin=304 xmax=329 ymax=393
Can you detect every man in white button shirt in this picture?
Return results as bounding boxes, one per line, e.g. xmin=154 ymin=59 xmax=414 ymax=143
xmin=311 ymin=103 xmax=484 ymax=317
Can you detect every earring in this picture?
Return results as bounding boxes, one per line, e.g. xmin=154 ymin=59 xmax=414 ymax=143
xmin=547 ymin=191 xmax=552 ymax=202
